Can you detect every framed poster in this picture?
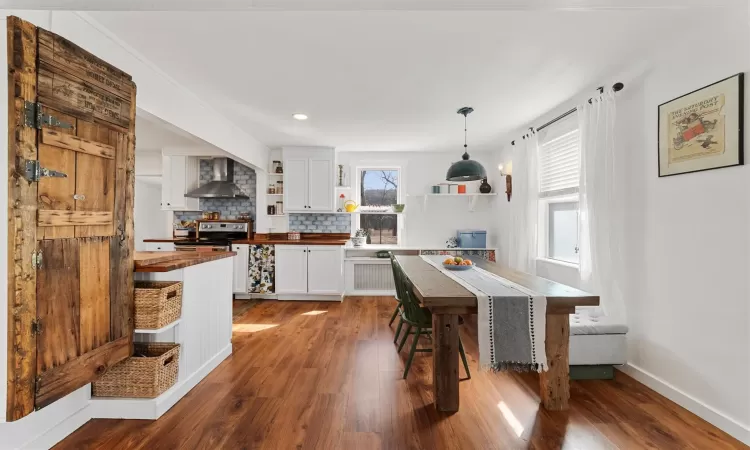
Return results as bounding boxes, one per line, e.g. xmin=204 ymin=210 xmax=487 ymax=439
xmin=658 ymin=73 xmax=744 ymax=177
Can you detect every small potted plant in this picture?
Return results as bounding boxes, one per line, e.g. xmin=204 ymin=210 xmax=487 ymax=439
xmin=352 ymin=229 xmax=369 ymax=247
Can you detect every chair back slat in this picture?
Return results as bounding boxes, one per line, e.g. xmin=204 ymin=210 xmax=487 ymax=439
xmin=389 ymin=252 xmax=406 ymax=301
xmin=390 ymin=254 xmax=430 ymax=324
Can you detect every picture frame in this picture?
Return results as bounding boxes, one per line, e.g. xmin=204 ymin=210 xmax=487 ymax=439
xmin=658 ymin=73 xmax=744 ymax=177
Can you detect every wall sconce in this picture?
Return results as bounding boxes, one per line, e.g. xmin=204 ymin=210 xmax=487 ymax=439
xmin=498 ymin=163 xmax=512 ymax=202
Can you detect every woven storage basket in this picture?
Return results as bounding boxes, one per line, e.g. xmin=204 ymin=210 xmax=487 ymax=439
xmin=93 ymin=343 xmax=180 ymax=398
xmin=134 ymin=281 xmax=183 ymax=329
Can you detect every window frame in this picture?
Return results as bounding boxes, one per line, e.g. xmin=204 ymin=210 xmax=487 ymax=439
xmin=538 ymin=193 xmax=580 ymax=266
xmin=536 ymin=114 xmax=581 ymax=267
xmin=353 ymin=166 xmax=404 ymax=246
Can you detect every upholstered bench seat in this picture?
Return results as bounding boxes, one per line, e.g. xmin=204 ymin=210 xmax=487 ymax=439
xmin=569 ymin=311 xmax=628 ymax=366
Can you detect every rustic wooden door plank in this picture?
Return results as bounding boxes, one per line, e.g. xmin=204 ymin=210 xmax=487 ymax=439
xmin=6 ymin=15 xmax=39 ymax=422
xmin=37 ymin=143 xmax=76 ymax=239
xmin=75 ymin=120 xmax=116 ymax=237
xmin=38 ymin=210 xmax=113 ymax=227
xmin=37 ymin=28 xmax=133 ymax=102
xmin=41 ymin=128 xmax=116 ymax=159
xmin=109 ymin=117 xmax=135 ymax=343
xmin=37 ymin=106 xmax=78 ymax=240
xmin=79 ymin=238 xmax=111 ymax=354
xmin=37 ymin=65 xmax=131 ymax=132
xmin=36 ymin=239 xmax=81 ymax=375
xmin=36 ymin=336 xmax=130 ymax=409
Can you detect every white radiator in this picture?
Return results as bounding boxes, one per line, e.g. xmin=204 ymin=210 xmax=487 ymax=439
xmin=346 ymin=259 xmax=396 ymax=295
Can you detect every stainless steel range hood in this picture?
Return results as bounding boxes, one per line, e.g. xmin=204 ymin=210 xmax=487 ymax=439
xmin=185 ymin=157 xmax=249 ymax=199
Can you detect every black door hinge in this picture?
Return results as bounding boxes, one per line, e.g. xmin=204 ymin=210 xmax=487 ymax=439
xmin=23 ymin=101 xmax=74 ymax=130
xmin=24 ymin=160 xmax=68 ymax=182
xmin=31 ymin=318 xmax=43 ymax=335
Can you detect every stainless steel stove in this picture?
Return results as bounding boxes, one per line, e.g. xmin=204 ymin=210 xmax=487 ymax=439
xmin=173 ymin=220 xmax=252 ymax=252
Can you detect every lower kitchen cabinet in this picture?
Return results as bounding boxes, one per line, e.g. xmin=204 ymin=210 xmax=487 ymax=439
xmin=275 ymin=245 xmax=309 ymax=294
xmin=275 ymin=245 xmax=342 ymax=296
xmin=232 ymin=244 xmax=250 ymax=294
xmin=307 ymin=246 xmax=343 ymax=294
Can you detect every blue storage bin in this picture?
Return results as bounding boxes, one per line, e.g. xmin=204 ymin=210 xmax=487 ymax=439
xmin=457 ymin=230 xmax=487 ymax=249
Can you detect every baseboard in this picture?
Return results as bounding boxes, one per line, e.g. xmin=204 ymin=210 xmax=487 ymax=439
xmin=276 ymin=294 xmax=343 ymax=302
xmin=90 ymin=344 xmax=233 ymax=420
xmin=617 ymin=363 xmax=750 ymax=445
xmin=21 ymin=403 xmax=92 ymax=450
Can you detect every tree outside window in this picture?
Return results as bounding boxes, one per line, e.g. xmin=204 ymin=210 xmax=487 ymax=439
xmin=359 ymin=169 xmax=399 ymax=245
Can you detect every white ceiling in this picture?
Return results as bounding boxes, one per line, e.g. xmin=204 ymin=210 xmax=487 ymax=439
xmin=88 ymin=7 xmax=725 ymax=153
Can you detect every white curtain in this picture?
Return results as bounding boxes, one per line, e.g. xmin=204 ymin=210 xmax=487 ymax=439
xmin=577 ymin=89 xmax=625 ymax=320
xmin=508 ymin=133 xmax=539 ymax=274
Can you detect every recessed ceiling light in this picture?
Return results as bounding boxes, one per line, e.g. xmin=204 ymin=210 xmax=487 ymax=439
xmin=293 ymin=113 xmax=308 ymax=121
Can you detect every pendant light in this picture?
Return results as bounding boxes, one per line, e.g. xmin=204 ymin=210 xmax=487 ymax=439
xmin=446 ymin=106 xmax=487 ymax=182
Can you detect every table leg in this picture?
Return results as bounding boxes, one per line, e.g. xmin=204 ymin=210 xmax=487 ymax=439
xmin=432 ymin=312 xmax=460 ymax=412
xmin=539 ymin=313 xmax=571 ymax=410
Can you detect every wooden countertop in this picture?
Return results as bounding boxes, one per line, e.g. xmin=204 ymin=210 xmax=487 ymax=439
xmin=232 ymin=238 xmax=349 ymax=246
xmin=144 ymin=233 xmax=350 ymax=246
xmin=134 ymin=251 xmax=237 ymax=272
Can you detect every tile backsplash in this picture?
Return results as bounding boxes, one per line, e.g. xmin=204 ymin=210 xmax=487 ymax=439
xmin=174 ymin=159 xmax=256 ymax=227
xmin=289 ymin=213 xmax=351 ymax=234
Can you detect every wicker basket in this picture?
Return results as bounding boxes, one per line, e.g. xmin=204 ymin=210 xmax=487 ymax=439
xmin=134 ymin=281 xmax=183 ymax=329
xmin=93 ymin=343 xmax=180 ymax=398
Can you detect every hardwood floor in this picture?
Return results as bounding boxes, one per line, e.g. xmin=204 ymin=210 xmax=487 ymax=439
xmin=56 ymin=297 xmax=746 ymax=450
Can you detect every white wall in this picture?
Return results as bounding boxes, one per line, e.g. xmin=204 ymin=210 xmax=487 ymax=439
xmin=336 ymin=151 xmax=501 ymax=247
xmin=491 ymin=6 xmax=750 ymax=443
xmin=134 ymin=179 xmax=170 ymax=250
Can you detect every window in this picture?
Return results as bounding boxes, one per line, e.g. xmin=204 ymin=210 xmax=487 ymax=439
xmin=538 ymin=115 xmax=580 ymax=264
xmin=356 ymin=168 xmax=400 ymax=245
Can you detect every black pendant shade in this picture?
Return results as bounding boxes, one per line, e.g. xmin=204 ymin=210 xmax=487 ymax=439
xmin=446 ymin=107 xmax=487 ymax=181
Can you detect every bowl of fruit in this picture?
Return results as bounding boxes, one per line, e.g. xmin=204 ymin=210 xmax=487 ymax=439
xmin=442 ymin=256 xmax=474 ymax=271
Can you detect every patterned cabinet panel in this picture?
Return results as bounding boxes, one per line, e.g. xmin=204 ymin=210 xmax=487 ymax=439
xmin=249 ymin=245 xmax=275 ymax=294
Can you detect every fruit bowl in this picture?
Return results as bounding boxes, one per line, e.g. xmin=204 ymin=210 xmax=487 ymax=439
xmin=442 ymin=257 xmax=474 ymax=271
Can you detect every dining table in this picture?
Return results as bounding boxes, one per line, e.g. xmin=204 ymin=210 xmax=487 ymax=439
xmin=395 ymin=255 xmax=600 ymax=413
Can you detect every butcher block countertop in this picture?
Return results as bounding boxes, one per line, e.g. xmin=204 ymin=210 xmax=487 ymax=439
xmin=144 ymin=233 xmax=350 ymax=246
xmin=134 ymin=251 xmax=237 ymax=272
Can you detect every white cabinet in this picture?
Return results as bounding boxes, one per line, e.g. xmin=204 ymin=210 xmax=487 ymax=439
xmin=275 ymin=245 xmax=343 ymax=296
xmin=144 ymin=242 xmax=176 ymax=252
xmin=284 ymin=158 xmax=308 ymax=212
xmin=161 ymin=155 xmax=200 ymax=211
xmin=307 ymin=246 xmax=343 ymax=294
xmin=232 ymin=244 xmax=250 ymax=294
xmin=275 ymin=245 xmax=309 ymax=294
xmin=283 ymin=147 xmax=334 ymax=213
xmin=308 ymin=157 xmax=334 ymax=211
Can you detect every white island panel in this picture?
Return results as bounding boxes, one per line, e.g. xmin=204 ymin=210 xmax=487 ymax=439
xmin=90 ymin=257 xmax=233 ymax=420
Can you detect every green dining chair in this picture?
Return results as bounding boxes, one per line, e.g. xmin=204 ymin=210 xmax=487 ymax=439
xmin=392 ymin=256 xmax=471 ymax=380
xmin=388 ymin=253 xmax=405 ymax=343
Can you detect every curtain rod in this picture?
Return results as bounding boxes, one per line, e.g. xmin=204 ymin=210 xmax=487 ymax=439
xmin=511 ymin=82 xmax=624 ymax=145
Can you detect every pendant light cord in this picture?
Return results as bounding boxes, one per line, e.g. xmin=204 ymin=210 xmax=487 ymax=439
xmin=463 ymin=113 xmax=469 ymax=159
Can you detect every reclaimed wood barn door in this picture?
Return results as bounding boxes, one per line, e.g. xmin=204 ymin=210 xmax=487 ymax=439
xmin=7 ymin=16 xmax=136 ymax=420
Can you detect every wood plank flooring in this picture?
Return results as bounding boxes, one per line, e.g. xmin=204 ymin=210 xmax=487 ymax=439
xmin=56 ymin=297 xmax=747 ymax=450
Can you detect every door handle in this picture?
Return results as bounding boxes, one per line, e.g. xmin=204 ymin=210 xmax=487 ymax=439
xmin=73 ymin=194 xmax=86 ymax=201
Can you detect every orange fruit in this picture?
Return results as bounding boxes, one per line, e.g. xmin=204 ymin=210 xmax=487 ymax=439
xmin=443 ymin=258 xmax=454 ymax=265
xmin=464 ymin=259 xmax=473 ymax=265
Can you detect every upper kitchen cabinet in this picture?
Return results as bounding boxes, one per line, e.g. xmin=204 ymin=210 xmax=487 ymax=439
xmin=283 ymin=147 xmax=334 ymax=213
xmin=161 ymin=155 xmax=200 ymax=211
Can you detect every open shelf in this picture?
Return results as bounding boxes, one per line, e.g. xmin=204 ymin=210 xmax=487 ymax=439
xmin=266 ymin=193 xmax=283 ymax=196
xmin=135 ymin=319 xmax=181 ymax=334
xmin=267 ymin=214 xmax=286 ymax=217
xmin=407 ymin=193 xmax=498 ymax=212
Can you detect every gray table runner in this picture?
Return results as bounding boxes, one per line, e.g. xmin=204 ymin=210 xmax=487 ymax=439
xmin=421 ymin=255 xmax=548 ymax=372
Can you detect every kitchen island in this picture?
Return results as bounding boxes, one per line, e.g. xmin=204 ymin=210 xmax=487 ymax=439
xmin=90 ymin=251 xmax=236 ymax=420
